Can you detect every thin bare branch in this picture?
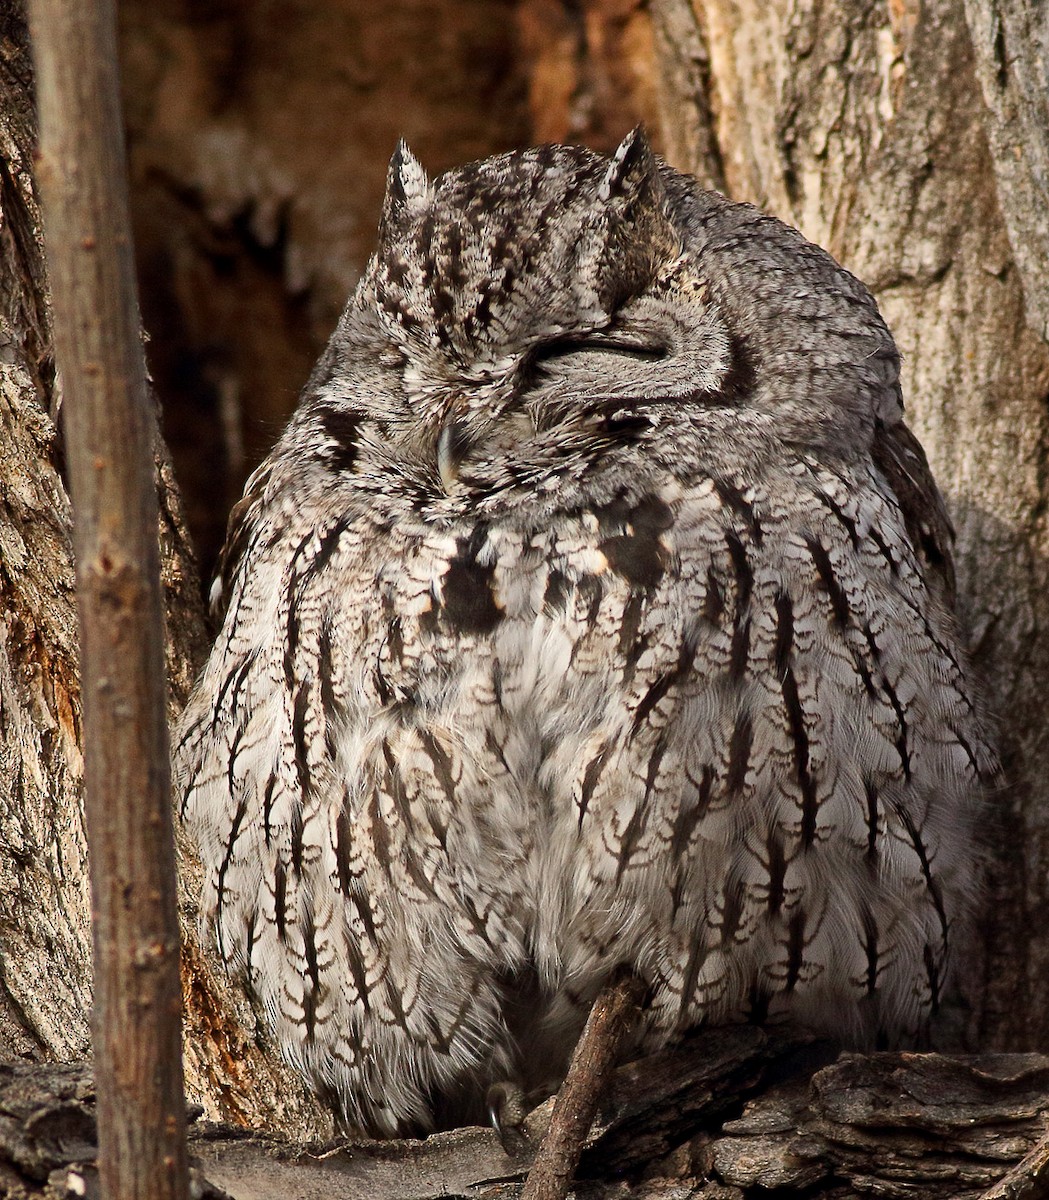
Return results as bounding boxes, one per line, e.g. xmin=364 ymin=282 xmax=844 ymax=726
xmin=520 ymin=973 xmax=646 ymax=1200
xmin=26 ymin=1 xmax=190 ymax=1197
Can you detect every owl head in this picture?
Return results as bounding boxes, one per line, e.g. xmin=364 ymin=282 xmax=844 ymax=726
xmin=371 ymin=129 xmax=687 ymax=363
xmin=318 ymin=132 xmax=740 ymax=465
xmin=303 ymin=129 xmax=901 ymax=493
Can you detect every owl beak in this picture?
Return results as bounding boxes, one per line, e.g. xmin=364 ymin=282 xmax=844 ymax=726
xmin=436 ymin=404 xmax=470 ymax=493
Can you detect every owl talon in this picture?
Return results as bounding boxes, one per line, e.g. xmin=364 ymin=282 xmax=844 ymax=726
xmin=487 ymin=1080 xmax=531 ymax=1154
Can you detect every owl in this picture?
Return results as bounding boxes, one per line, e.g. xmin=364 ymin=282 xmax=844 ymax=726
xmin=174 ymin=129 xmax=994 ymax=1136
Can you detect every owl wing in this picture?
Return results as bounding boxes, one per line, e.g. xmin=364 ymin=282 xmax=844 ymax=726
xmin=871 ymin=416 xmax=957 ymax=602
xmin=208 ymin=460 xmax=274 ymax=620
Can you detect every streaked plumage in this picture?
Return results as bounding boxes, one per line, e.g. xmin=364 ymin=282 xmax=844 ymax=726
xmin=174 ymin=130 xmax=994 ymax=1135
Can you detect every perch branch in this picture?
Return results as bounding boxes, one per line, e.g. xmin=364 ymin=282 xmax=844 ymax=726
xmin=520 ymin=972 xmax=647 ymax=1200
xmin=978 ymin=1127 xmax=1049 ymax=1200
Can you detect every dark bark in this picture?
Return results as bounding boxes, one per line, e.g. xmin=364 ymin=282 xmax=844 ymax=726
xmin=1 ymin=1037 xmax=1048 ymax=1198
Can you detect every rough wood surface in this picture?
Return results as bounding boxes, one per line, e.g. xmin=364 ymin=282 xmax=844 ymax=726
xmin=962 ymin=0 xmax=1049 ymax=344
xmin=0 ymin=4 xmax=93 ymax=1068
xmin=0 ymin=2 xmax=331 ymax=1142
xmin=0 ymin=1041 xmax=1047 ymax=1199
xmin=977 ymin=1127 xmax=1049 ymax=1200
xmin=30 ymin=0 xmax=191 ymax=1190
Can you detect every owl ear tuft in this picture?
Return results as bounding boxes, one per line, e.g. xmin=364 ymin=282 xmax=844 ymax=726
xmin=586 ymin=127 xmax=677 ymax=312
xmin=599 ymin=126 xmax=661 ymax=208
xmin=382 ymin=140 xmax=433 ymax=226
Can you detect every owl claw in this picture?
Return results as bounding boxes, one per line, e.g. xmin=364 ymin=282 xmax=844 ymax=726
xmin=487 ymin=1080 xmax=530 ymax=1154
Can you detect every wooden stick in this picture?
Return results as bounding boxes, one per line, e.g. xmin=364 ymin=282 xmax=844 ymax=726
xmin=520 ymin=973 xmax=646 ymax=1200
xmin=978 ymin=1127 xmax=1049 ymax=1200
xmin=27 ymin=3 xmax=190 ymax=1198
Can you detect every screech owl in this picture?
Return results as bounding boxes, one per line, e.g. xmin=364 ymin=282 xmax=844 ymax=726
xmin=174 ymin=129 xmax=995 ymax=1135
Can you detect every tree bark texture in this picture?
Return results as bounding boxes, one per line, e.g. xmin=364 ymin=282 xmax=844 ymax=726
xmin=0 ymin=7 xmax=89 ymax=1069
xmin=2 ymin=0 xmax=1049 ymax=1173
xmin=0 ymin=4 xmax=331 ymax=1142
xmin=29 ymin=0 xmax=190 ymax=1188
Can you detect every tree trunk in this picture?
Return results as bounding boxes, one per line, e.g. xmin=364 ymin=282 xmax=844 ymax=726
xmin=0 ymin=2 xmax=330 ymax=1140
xmin=30 ymin=0 xmax=192 ymax=1187
xmin=648 ymin=0 xmax=1049 ymax=1053
xmin=2 ymin=0 xmax=1049 ymax=1189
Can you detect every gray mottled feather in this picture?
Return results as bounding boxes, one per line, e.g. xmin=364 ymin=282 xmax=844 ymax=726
xmin=175 ymin=131 xmax=994 ymax=1135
